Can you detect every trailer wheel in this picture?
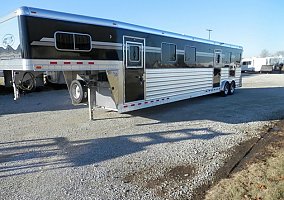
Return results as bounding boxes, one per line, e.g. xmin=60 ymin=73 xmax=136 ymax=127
xmin=19 ymin=72 xmax=36 ymax=91
xmin=221 ymin=82 xmax=230 ymax=97
xmin=70 ymin=80 xmax=88 ymax=104
xmin=228 ymin=81 xmax=235 ymax=95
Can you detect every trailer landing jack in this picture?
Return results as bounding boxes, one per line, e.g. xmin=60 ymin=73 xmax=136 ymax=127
xmin=87 ymin=84 xmax=96 ymax=121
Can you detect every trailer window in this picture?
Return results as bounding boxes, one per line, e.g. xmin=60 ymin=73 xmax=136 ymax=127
xmin=214 ymin=50 xmax=222 ymax=65
xmin=229 ymin=65 xmax=236 ymax=77
xmin=225 ymin=52 xmax=232 ymax=64
xmin=242 ymin=61 xmax=251 ymax=65
xmin=55 ymin=32 xmax=74 ymax=50
xmin=129 ymin=45 xmax=140 ymax=62
xmin=161 ymin=43 xmax=176 ymax=63
xmin=184 ymin=46 xmax=196 ymax=65
xmin=216 ymin=54 xmax=221 ymax=64
xmin=75 ymin=34 xmax=92 ymax=51
xmin=126 ymin=41 xmax=143 ymax=68
xmin=55 ymin=32 xmax=92 ymax=52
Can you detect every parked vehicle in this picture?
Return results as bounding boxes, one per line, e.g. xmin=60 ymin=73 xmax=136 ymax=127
xmin=241 ymin=57 xmax=283 ymax=73
xmin=241 ymin=57 xmax=267 ymax=72
xmin=0 ymin=7 xmax=243 ymax=119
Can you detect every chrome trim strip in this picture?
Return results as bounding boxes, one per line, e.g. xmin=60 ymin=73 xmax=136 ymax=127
xmin=145 ymin=46 xmax=161 ymax=51
xmin=31 ymin=38 xmax=124 ymax=50
xmin=40 ymin=37 xmax=54 ymax=42
xmin=196 ymin=52 xmax=214 ymax=57
xmin=176 ymin=50 xmax=185 ymax=55
xmin=30 ymin=41 xmax=54 ymax=47
xmin=92 ymin=45 xmax=122 ymax=50
xmin=0 ymin=59 xmax=123 ymax=71
xmin=92 ymin=41 xmax=123 ymax=47
xmin=145 ymin=46 xmax=161 ymax=53
xmin=11 ymin=7 xmax=242 ymax=50
xmin=29 ymin=38 xmax=227 ymax=58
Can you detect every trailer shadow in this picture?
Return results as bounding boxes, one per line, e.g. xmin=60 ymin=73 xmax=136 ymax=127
xmin=0 ymin=89 xmax=85 ymax=116
xmin=130 ymin=86 xmax=284 ymax=125
xmin=1 ymin=86 xmax=284 ymax=124
xmin=0 ymin=127 xmax=230 ymax=178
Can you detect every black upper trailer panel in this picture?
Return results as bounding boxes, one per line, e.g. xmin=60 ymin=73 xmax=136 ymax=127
xmin=2 ymin=7 xmax=242 ymax=50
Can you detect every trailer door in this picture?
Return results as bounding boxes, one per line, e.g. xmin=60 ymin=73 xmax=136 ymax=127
xmin=213 ymin=50 xmax=222 ymax=87
xmin=123 ymin=36 xmax=145 ymax=102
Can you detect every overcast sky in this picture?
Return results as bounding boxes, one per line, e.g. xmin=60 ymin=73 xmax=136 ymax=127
xmin=1 ymin=0 xmax=283 ymax=57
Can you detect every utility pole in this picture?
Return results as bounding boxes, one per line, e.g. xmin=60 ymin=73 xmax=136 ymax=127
xmin=206 ymin=29 xmax=212 ymax=40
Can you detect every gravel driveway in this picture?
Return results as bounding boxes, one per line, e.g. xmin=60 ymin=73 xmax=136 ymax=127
xmin=1 ymin=73 xmax=284 ymax=200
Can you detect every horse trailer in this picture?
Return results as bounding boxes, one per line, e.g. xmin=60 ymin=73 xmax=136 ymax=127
xmin=0 ymin=7 xmax=243 ymax=119
xmin=241 ymin=57 xmax=282 ymax=73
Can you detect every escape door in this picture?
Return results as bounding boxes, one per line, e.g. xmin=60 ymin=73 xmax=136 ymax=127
xmin=123 ymin=36 xmax=145 ymax=103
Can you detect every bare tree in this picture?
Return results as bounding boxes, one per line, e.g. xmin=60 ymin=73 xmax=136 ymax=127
xmin=259 ymin=49 xmax=270 ymax=57
xmin=275 ymin=51 xmax=284 ymax=57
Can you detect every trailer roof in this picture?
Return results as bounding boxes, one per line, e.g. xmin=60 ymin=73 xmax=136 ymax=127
xmin=4 ymin=7 xmax=242 ymax=50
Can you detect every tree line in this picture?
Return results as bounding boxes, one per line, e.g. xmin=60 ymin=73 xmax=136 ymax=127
xmin=259 ymin=49 xmax=284 ymax=58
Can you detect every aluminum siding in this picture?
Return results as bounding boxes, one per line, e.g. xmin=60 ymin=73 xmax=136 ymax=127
xmin=146 ymin=68 xmax=213 ymax=100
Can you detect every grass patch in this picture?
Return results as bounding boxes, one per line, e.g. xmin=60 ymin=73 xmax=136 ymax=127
xmin=205 ymin=122 xmax=284 ymax=200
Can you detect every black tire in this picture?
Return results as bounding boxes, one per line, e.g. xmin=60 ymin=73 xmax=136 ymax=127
xmin=19 ymin=72 xmax=36 ymax=92
xmin=228 ymin=81 xmax=235 ymax=95
xmin=221 ymin=82 xmax=230 ymax=97
xmin=70 ymin=80 xmax=88 ymax=104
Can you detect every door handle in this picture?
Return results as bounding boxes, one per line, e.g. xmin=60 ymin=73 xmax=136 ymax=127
xmin=135 ymin=75 xmax=144 ymax=85
xmin=135 ymin=75 xmax=143 ymax=81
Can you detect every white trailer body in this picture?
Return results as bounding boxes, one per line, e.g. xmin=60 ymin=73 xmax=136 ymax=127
xmin=241 ymin=57 xmax=267 ymax=72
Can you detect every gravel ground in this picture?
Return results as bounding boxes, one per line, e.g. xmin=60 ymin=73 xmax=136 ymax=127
xmin=0 ymin=73 xmax=284 ymax=200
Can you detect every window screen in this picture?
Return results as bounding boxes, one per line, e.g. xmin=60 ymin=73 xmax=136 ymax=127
xmin=242 ymin=61 xmax=251 ymax=65
xmin=229 ymin=65 xmax=236 ymax=77
xmin=75 ymin=34 xmax=92 ymax=51
xmin=55 ymin=32 xmax=92 ymax=51
xmin=126 ymin=42 xmax=143 ymax=68
xmin=185 ymin=46 xmax=196 ymax=65
xmin=162 ymin=43 xmax=176 ymax=63
xmin=55 ymin=32 xmax=74 ymax=50
xmin=216 ymin=54 xmax=221 ymax=64
xmin=214 ymin=50 xmax=222 ymax=65
xmin=129 ymin=45 xmax=140 ymax=62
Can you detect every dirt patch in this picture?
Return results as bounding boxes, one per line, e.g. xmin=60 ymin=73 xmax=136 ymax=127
xmin=194 ymin=120 xmax=284 ymax=200
xmin=123 ymin=121 xmax=284 ymax=200
xmin=231 ymin=121 xmax=284 ymax=173
xmin=124 ymin=165 xmax=195 ymax=198
xmin=164 ymin=165 xmax=195 ymax=181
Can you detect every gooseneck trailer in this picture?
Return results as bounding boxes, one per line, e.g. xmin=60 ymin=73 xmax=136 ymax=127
xmin=0 ymin=7 xmax=243 ymax=119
